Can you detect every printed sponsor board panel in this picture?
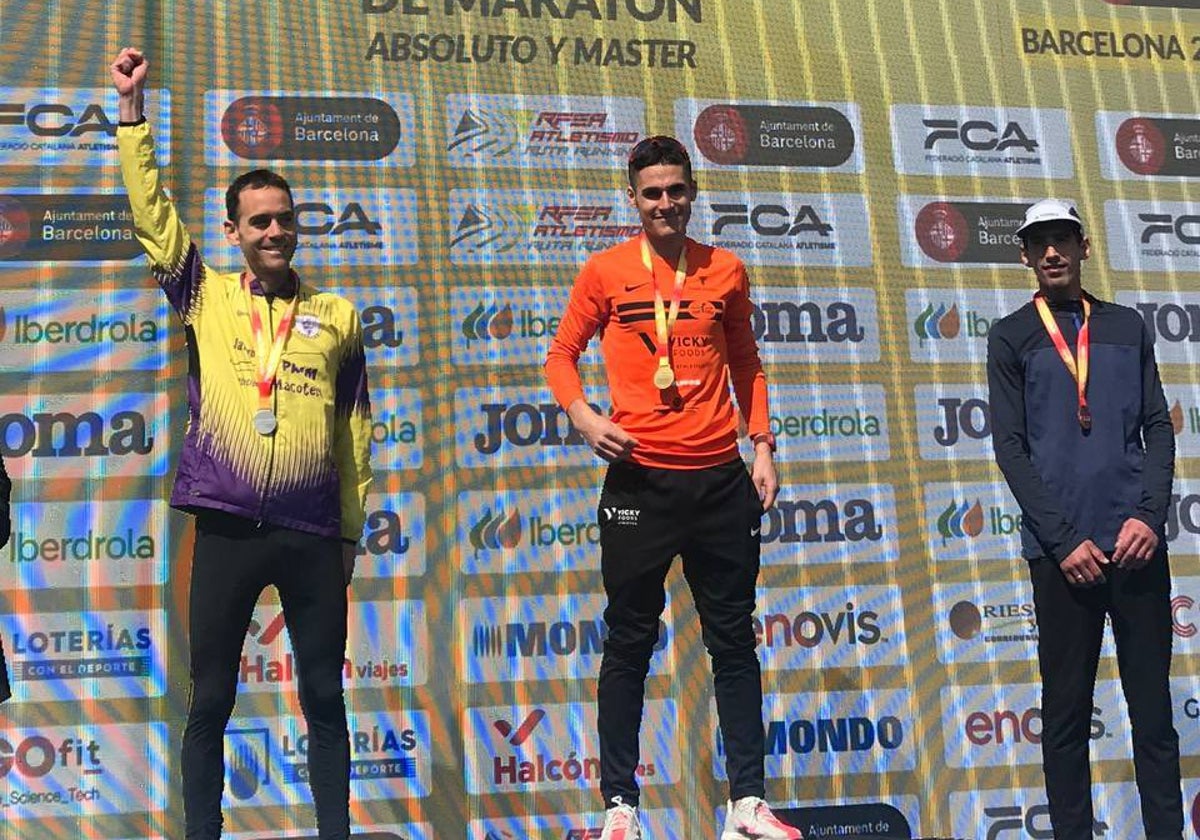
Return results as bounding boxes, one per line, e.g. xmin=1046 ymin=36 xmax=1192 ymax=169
xmin=368 ymin=387 xmax=423 ymax=472
xmin=227 ymin=824 xmax=429 ymax=840
xmin=923 ymin=481 xmax=1022 ymax=563
xmin=235 ymin=600 xmax=426 ymax=694
xmin=204 ymin=91 xmax=416 ymax=167
xmin=458 ymin=487 xmax=602 ymax=575
xmin=0 ymin=722 xmax=170 ymax=820
xmin=445 ymin=93 xmax=644 ymax=169
xmin=1097 ymin=111 xmax=1200 ymax=180
xmin=2 ymin=499 xmax=170 ymax=589
xmin=0 ymin=87 xmax=170 ymax=166
xmin=1171 ymin=674 xmax=1200 ymax=758
xmin=0 ymin=609 xmax=167 ymax=702
xmin=905 ymin=288 xmax=1030 ymax=365
xmin=454 ymin=387 xmax=608 ymax=470
xmin=203 ymin=188 xmax=420 ymax=269
xmin=1105 ymin=200 xmax=1200 ymax=274
xmin=752 ymin=286 xmax=881 ymax=364
xmin=1164 ymin=384 xmax=1200 ymax=460
xmin=756 ymin=384 xmax=890 ymax=463
xmin=1169 ymin=576 xmax=1200 ymax=656
xmin=0 ymin=288 xmax=169 ymax=374
xmin=469 ymin=809 xmax=682 ymax=840
xmin=754 ymin=585 xmax=908 ymax=670
xmin=328 ymin=285 xmax=418 ymax=369
xmin=949 ymin=782 xmax=1145 ymax=840
xmin=459 ymin=592 xmax=673 ymax=684
xmin=676 ymin=99 xmax=864 ymax=173
xmin=891 ymin=104 xmax=1074 ymax=179
xmin=1115 ymin=291 xmax=1200 ymax=366
xmin=914 ymin=384 xmax=993 ymax=462
xmin=759 ymin=483 xmax=899 ymax=567
xmin=0 ymin=390 xmax=171 ymax=479
xmin=447 ymin=189 xmax=641 ymax=266
xmin=463 ymin=700 xmax=679 ymax=795
xmin=356 ymin=491 xmax=426 ymax=578
xmin=735 ymin=690 xmax=917 ymax=780
xmin=450 ymin=284 xmax=587 ymax=367
xmin=718 ymin=795 xmax=921 ymax=840
xmin=688 ymin=191 xmax=872 ymax=268
xmin=0 ymin=190 xmax=144 ymax=265
xmin=898 ymin=195 xmax=1047 ymax=268
xmin=1165 ymin=486 xmax=1200 ymax=557
xmin=931 ymin=578 xmax=1037 ymax=666
xmin=940 ymin=679 xmax=1131 ymax=770
xmin=222 ymin=711 xmax=430 ymax=807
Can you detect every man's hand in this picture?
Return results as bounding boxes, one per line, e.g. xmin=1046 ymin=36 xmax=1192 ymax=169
xmin=567 ymin=399 xmax=638 ymax=462
xmin=109 ymin=47 xmax=147 ymax=122
xmin=342 ymin=542 xmax=357 ymax=587
xmin=1060 ymin=539 xmax=1109 ymax=587
xmin=1113 ymin=517 xmax=1159 ymax=570
xmin=750 ymin=443 xmax=778 ymax=511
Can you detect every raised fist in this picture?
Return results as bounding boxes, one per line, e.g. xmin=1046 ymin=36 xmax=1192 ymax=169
xmin=109 ymin=47 xmax=148 ymax=97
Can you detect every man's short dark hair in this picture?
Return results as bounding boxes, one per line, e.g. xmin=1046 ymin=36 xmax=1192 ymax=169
xmin=627 ymin=135 xmax=694 ymax=188
xmin=225 ymin=169 xmax=294 ymax=221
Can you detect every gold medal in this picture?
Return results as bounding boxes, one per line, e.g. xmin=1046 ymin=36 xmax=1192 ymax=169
xmin=253 ymin=408 xmax=278 ymax=436
xmin=653 ymin=365 xmax=675 ymax=390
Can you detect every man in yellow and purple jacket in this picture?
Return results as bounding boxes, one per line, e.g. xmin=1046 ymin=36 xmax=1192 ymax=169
xmin=112 ymin=47 xmax=372 ymax=840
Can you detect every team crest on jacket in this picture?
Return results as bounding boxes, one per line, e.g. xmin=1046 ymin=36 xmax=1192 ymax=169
xmin=296 ymin=313 xmax=322 ymax=338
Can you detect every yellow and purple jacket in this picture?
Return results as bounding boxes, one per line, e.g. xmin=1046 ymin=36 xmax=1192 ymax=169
xmin=118 ymin=120 xmax=372 ymax=542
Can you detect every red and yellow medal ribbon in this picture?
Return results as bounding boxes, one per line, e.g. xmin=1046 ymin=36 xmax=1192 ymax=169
xmin=640 ymin=236 xmax=688 ymax=390
xmin=1033 ymin=292 xmax=1092 ymax=430
xmin=242 ymin=273 xmax=298 ymax=415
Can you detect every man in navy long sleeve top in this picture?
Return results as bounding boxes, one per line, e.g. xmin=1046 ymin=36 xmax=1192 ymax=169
xmin=987 ymin=199 xmax=1182 ymax=839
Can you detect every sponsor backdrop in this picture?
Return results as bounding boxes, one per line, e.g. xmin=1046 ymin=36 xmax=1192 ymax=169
xmin=0 ymin=1 xmax=1198 ymax=838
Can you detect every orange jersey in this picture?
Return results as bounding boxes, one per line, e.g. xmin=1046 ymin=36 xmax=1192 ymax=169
xmin=545 ymin=236 xmax=769 ymax=469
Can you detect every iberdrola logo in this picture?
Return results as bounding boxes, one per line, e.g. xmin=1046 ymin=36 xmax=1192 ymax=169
xmin=914 ymin=302 xmax=961 ymax=340
xmin=937 ymin=499 xmax=983 ymax=543
xmin=462 ymin=303 xmax=514 ymax=342
xmin=470 ymin=507 xmax=522 ymax=555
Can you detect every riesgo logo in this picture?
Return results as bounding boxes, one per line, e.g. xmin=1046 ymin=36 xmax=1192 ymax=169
xmin=0 ymin=734 xmax=102 ymax=779
xmin=948 ymin=600 xmax=1036 ymax=642
xmin=937 ymin=499 xmax=985 ymax=542
xmin=0 ymin=197 xmax=32 ymax=259
xmin=0 ymin=409 xmax=153 ymax=457
xmin=754 ymin=602 xmax=882 ymax=649
xmin=762 ymin=497 xmax=883 ymax=545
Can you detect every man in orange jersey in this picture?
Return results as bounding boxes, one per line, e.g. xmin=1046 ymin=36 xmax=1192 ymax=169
xmin=545 ymin=136 xmax=801 ymax=840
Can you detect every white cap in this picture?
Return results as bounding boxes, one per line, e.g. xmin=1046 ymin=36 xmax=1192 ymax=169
xmin=1016 ymin=199 xmax=1084 ymax=237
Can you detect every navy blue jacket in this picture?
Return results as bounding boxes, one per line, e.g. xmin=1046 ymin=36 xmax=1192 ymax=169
xmin=987 ymin=293 xmax=1174 ymax=562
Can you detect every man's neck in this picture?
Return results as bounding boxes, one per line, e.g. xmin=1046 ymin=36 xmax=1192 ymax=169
xmin=250 ymin=269 xmax=292 ymax=296
xmin=1038 ymin=282 xmax=1083 ymax=305
xmin=645 ymin=232 xmax=687 ymax=266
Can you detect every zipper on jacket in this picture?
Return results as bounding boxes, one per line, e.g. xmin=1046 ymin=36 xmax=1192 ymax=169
xmin=257 ymin=292 xmax=279 ymax=527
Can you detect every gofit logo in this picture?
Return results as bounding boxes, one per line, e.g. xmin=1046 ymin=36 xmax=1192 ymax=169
xmin=0 ymin=197 xmax=31 ymax=259
xmin=493 ymin=710 xmax=546 ymax=746
xmin=0 ymin=100 xmax=116 ymax=138
xmin=965 ymin=705 xmax=1105 ymax=746
xmin=1116 ymin=118 xmax=1167 ymax=175
xmin=357 ymin=509 xmax=412 ymax=558
xmin=948 ymin=600 xmax=1036 ymax=642
xmin=462 ymin=302 xmax=561 ymax=342
xmin=924 ymin=119 xmax=1038 ymax=154
xmin=983 ymin=804 xmax=1107 ymax=839
xmin=751 ymin=299 xmax=865 ymax=345
xmin=0 ymin=409 xmax=152 ymax=457
xmin=691 ymin=103 xmax=858 ymax=169
xmin=762 ymin=497 xmax=882 ymax=544
xmin=914 ymin=302 xmax=960 ymax=339
xmin=470 ymin=507 xmax=522 ymax=552
xmin=755 ymin=603 xmax=882 ymax=649
xmin=0 ymin=735 xmax=102 ymax=778
xmin=934 ymin=396 xmax=991 ymax=447
xmin=474 ymin=402 xmax=591 ymax=455
xmin=711 ymin=203 xmax=833 ymax=239
xmin=763 ymin=714 xmax=903 ymax=755
xmin=937 ymin=499 xmax=984 ymax=542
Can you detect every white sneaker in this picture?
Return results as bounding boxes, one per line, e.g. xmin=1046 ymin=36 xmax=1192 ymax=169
xmin=600 ymin=798 xmax=642 ymax=840
xmin=721 ymin=796 xmax=804 ymax=840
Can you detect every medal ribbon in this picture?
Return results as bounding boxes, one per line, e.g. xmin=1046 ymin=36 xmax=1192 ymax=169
xmin=640 ymin=236 xmax=688 ymax=380
xmin=242 ymin=273 xmax=297 ymax=414
xmin=1033 ymin=292 xmax=1091 ymax=429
